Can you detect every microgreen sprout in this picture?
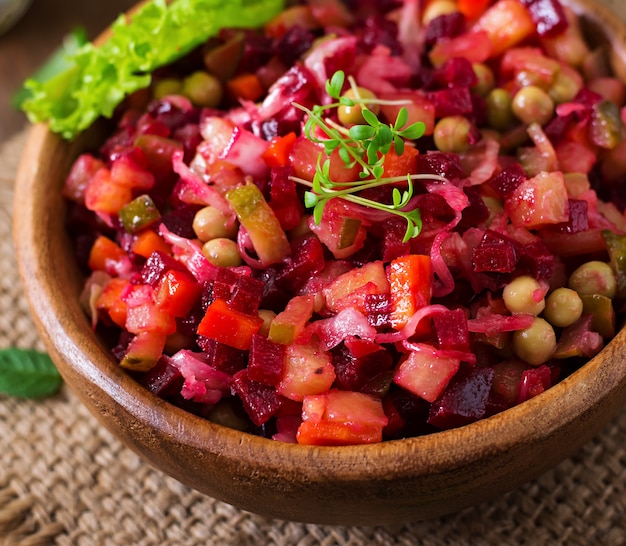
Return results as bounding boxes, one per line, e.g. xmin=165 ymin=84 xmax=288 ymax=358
xmin=291 ymin=70 xmax=435 ymax=243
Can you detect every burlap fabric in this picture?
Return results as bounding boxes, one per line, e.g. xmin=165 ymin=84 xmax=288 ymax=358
xmin=4 ymin=1 xmax=626 ymax=542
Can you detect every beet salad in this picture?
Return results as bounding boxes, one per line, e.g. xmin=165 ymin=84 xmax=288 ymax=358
xmin=61 ymin=0 xmax=626 ymax=445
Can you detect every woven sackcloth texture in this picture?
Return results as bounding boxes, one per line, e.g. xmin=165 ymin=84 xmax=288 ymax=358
xmin=3 ymin=1 xmax=626 ymax=543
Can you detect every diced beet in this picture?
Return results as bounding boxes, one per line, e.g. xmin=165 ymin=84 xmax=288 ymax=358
xmin=275 ymin=25 xmax=317 ymax=66
xmin=472 ymin=230 xmax=520 ymax=273
xmin=196 ymin=337 xmax=246 ymax=375
xmin=550 ymin=199 xmax=589 ymax=234
xmin=141 ymin=250 xmax=187 ymax=286
xmin=428 ymin=366 xmax=495 ymax=430
xmin=364 ymin=292 xmax=392 ymax=328
xmin=269 ymin=166 xmax=304 ymax=231
xmin=429 ymin=58 xmax=477 ymax=90
xmin=229 ymin=274 xmax=265 ymax=314
xmin=172 ymin=123 xmax=203 ymax=163
xmin=433 ymin=308 xmax=470 ymax=353
xmin=423 ymin=11 xmax=466 ymax=48
xmin=425 ymin=87 xmax=474 ymax=118
xmin=381 ymin=217 xmax=411 ymax=262
xmin=358 ymin=15 xmax=402 ymax=55
xmin=202 ymin=280 xmax=233 ymax=309
xmin=517 ymin=364 xmax=552 ymax=403
xmin=488 ymin=163 xmax=527 ymax=198
xmin=160 ymin=203 xmax=201 ymax=239
xmin=253 ymin=267 xmax=292 ymax=312
xmin=276 ymin=235 xmax=326 ymax=292
xmin=515 ymin=240 xmax=554 ymax=280
xmin=147 ymin=98 xmax=200 ymax=131
xmin=248 ymin=334 xmax=286 ymax=386
xmin=416 ymin=151 xmax=465 ymax=181
xmin=518 ymin=0 xmax=568 ymax=38
xmin=231 ymin=369 xmax=284 ymax=426
xmin=331 ymin=342 xmax=393 ymax=395
xmin=458 ymin=187 xmax=490 ymax=230
xmin=237 ymin=30 xmax=275 ymax=74
xmin=138 ymin=355 xmax=184 ymax=397
xmin=382 ymin=387 xmax=434 ymax=438
xmin=543 ymin=113 xmax=572 ymax=145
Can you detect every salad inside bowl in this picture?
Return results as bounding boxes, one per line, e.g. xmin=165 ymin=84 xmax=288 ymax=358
xmin=13 ymin=0 xmax=626 ymax=525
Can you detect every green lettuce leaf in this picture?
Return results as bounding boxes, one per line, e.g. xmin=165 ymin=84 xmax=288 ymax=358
xmin=12 ymin=27 xmax=89 ymax=110
xmin=21 ymin=0 xmax=285 ymax=140
xmin=0 ymin=348 xmax=62 ymax=399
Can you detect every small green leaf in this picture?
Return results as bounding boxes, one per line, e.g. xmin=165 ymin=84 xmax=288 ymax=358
xmin=0 ymin=349 xmax=62 ymax=399
xmin=393 ymin=134 xmax=405 ymax=156
xmin=392 ymin=188 xmax=402 ymax=207
xmin=326 ymin=70 xmax=345 ymax=99
xmin=399 ymin=121 xmax=426 ymax=140
xmin=313 ymin=200 xmax=326 ymax=224
xmin=372 ymin=165 xmax=384 ymax=179
xmin=394 ymin=107 xmax=409 ymax=131
xmin=339 ymin=97 xmax=355 ymax=107
xmin=377 ymin=125 xmax=393 ymax=146
xmin=324 ymin=139 xmax=340 ymax=154
xmin=321 ymin=158 xmax=331 ymax=178
xmin=361 ymin=108 xmax=380 ymax=127
xmin=304 ymin=191 xmax=319 ymax=208
xmin=338 ymin=146 xmax=352 ymax=165
xmin=349 ymin=125 xmax=376 ymax=141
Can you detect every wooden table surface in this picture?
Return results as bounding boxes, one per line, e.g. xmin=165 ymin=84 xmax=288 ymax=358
xmin=0 ymin=0 xmax=137 ymax=143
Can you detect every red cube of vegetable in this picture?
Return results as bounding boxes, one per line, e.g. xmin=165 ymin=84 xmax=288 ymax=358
xmin=248 ymin=334 xmax=286 ymax=386
xmin=197 ymin=298 xmax=263 ymax=350
xmin=297 ymin=389 xmax=388 ymax=446
xmin=393 ymin=349 xmax=461 ymax=403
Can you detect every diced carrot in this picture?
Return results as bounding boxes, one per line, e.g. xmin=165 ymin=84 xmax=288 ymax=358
xmin=226 ymin=73 xmax=265 ymax=102
xmin=155 ymin=269 xmax=202 ymax=318
xmin=131 ymin=230 xmax=171 ymax=259
xmin=473 ymin=0 xmax=535 ymax=57
xmin=198 ymin=298 xmax=263 ymax=350
xmin=388 ymin=255 xmax=432 ymax=331
xmin=88 ymin=236 xmax=127 ymax=272
xmin=95 ymin=277 xmax=130 ymax=328
xmin=458 ymin=0 xmax=490 ymax=21
xmin=382 ymin=145 xmax=419 ymax=179
xmin=262 ymin=132 xmax=298 ymax=168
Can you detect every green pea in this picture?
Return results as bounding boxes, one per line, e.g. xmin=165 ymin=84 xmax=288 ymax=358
xmin=511 ymin=85 xmax=555 ymax=126
xmin=568 ymin=261 xmax=617 ymax=299
xmin=181 ymin=71 xmax=223 ymax=107
xmin=512 ymin=317 xmax=556 ymax=366
xmin=486 ymin=88 xmax=514 ymax=130
xmin=193 ymin=206 xmax=238 ymax=242
xmin=544 ymin=287 xmax=583 ymax=328
xmin=337 ymin=87 xmax=379 ymax=126
xmin=202 ymin=238 xmax=242 ymax=267
xmin=433 ymin=116 xmax=474 ymax=153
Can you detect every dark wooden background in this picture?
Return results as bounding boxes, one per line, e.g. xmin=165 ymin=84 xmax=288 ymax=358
xmin=0 ymin=0 xmax=137 ymax=143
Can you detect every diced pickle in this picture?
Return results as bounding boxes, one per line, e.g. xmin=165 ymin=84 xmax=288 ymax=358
xmin=589 ymin=100 xmax=624 ymax=150
xmin=226 ymin=183 xmax=290 ymax=265
xmin=337 ymin=217 xmax=362 ymax=250
xmin=580 ymin=294 xmax=616 ymax=338
xmin=602 ymin=230 xmax=626 ymax=298
xmin=119 ymin=194 xmax=161 ymax=234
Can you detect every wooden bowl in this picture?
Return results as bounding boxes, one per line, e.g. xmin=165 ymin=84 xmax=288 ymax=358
xmin=12 ymin=0 xmax=626 ymax=526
